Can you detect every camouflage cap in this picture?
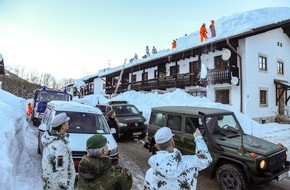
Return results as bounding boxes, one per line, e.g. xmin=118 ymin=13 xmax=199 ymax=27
xmin=154 ymin=127 xmax=174 ymax=144
xmin=51 ymin=112 xmax=70 ymax=128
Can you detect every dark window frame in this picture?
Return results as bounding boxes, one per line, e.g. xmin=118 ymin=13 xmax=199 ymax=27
xmin=167 ymin=114 xmax=182 ymax=131
xmin=131 ymin=74 xmax=137 ymax=83
xmin=214 ymin=55 xmax=228 ymax=69
xmin=259 ymin=55 xmax=267 ymax=71
xmin=169 ymin=65 xmax=179 ymax=77
xmin=260 ymin=89 xmax=267 ymax=106
xmin=277 ymin=60 xmax=284 ymax=75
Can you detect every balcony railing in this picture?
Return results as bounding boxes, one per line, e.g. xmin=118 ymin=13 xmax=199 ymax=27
xmin=105 ymin=67 xmax=233 ymax=94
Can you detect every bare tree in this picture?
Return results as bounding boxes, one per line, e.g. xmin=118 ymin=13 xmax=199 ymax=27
xmin=40 ymin=73 xmax=56 ymax=88
xmin=19 ymin=65 xmax=26 ymax=79
xmin=30 ymin=72 xmax=40 ymax=84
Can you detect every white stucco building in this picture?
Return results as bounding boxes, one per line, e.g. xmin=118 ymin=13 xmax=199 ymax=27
xmin=69 ymin=7 xmax=290 ymax=122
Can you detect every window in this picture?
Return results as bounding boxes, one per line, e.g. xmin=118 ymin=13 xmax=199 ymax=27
xmin=142 ymin=72 xmax=148 ymax=81
xmin=185 ymin=117 xmax=200 ymax=134
xmin=214 ymin=56 xmax=228 ymax=69
xmin=131 ymin=74 xmax=136 ymax=83
xmin=113 ymin=77 xmax=118 ymax=86
xmin=96 ymin=105 xmax=106 ymax=115
xmin=106 ymin=77 xmax=112 ymax=86
xmin=215 ymin=89 xmax=230 ymax=104
xmin=150 ymin=112 xmax=165 ymax=126
xmin=260 ymin=89 xmax=268 ymax=106
xmin=167 ymin=114 xmax=182 ymax=131
xmin=65 ymin=112 xmax=110 ymax=134
xmin=277 ymin=61 xmax=284 ymax=75
xmin=189 ymin=61 xmax=201 ymax=72
xmin=154 ymin=70 xmax=158 ymax=78
xmin=259 ymin=55 xmax=267 ymax=71
xmin=170 ymin=65 xmax=179 ymax=76
xmin=42 ymin=109 xmax=52 ymax=125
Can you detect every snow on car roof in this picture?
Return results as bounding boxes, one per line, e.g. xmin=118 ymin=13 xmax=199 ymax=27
xmin=48 ymin=100 xmax=102 ymax=114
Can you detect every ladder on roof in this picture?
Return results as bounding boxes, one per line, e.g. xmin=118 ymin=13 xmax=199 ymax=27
xmin=113 ymin=58 xmax=127 ymax=97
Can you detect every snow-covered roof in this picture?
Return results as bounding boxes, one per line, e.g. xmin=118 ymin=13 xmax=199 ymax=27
xmin=79 ymin=7 xmax=290 ymax=81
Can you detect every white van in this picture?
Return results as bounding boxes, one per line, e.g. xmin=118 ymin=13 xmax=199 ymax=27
xmin=38 ymin=101 xmax=118 ymax=170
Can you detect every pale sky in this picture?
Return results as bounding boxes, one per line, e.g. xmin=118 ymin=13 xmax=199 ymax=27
xmin=0 ymin=0 xmax=289 ymax=80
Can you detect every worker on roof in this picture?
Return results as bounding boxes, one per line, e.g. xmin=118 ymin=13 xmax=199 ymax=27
xmin=200 ymin=23 xmax=208 ymax=42
xmin=172 ymin=39 xmax=177 ymax=49
xmin=210 ymin=20 xmax=216 ymax=37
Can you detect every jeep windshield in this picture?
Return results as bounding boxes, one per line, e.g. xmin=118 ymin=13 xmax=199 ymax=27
xmin=56 ymin=111 xmax=110 ymax=134
xmin=206 ymin=114 xmax=243 ymax=137
xmin=39 ymin=91 xmax=70 ymax=102
xmin=112 ymin=105 xmax=140 ymax=116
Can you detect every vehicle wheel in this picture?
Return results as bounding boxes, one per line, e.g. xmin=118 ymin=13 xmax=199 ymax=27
xmin=32 ymin=118 xmax=40 ymax=127
xmin=216 ymin=164 xmax=247 ymax=190
xmin=139 ymin=131 xmax=146 ymax=139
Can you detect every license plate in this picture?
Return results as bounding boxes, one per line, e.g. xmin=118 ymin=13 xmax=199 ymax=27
xmin=133 ymin=132 xmax=142 ymax=136
xmin=277 ymin=171 xmax=288 ymax=181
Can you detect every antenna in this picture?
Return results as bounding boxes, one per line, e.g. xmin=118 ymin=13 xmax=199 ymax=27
xmin=237 ymin=134 xmax=246 ymax=155
xmin=237 ymin=128 xmax=246 ymax=155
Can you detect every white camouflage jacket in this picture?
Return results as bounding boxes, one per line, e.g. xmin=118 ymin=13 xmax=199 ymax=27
xmin=144 ymin=136 xmax=212 ymax=190
xmin=41 ymin=131 xmax=76 ymax=190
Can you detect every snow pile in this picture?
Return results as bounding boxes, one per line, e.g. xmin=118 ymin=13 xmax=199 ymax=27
xmin=0 ymin=88 xmax=290 ymax=189
xmin=0 ymin=90 xmax=26 ymax=189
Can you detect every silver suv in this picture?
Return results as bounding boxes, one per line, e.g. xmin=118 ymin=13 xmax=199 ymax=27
xmin=38 ymin=101 xmax=119 ymax=170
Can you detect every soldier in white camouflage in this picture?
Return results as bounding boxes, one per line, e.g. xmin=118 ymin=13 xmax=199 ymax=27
xmin=41 ymin=112 xmax=75 ymax=190
xmin=144 ymin=127 xmax=212 ymax=190
xmin=77 ymin=134 xmax=132 ymax=190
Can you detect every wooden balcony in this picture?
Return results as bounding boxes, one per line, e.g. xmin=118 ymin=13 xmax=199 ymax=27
xmin=105 ymin=68 xmax=233 ymax=94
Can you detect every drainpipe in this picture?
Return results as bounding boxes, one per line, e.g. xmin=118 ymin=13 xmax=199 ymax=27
xmin=226 ymin=38 xmax=243 ymax=113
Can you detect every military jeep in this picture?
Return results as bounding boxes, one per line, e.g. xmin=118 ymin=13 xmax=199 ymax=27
xmin=147 ymin=106 xmax=289 ymax=190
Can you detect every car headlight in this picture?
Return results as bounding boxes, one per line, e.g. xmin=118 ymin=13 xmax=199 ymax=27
xmin=109 ymin=147 xmax=118 ymax=156
xmin=260 ymin=160 xmax=267 ymax=170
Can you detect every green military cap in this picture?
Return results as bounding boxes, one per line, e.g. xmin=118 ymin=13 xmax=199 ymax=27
xmin=86 ymin=134 xmax=108 ymax=149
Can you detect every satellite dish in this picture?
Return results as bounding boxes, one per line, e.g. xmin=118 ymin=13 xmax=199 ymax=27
xmin=231 ymin=77 xmax=239 ymax=85
xmin=222 ymin=49 xmax=231 ymax=61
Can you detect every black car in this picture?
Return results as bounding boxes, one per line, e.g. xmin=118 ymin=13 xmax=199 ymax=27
xmin=96 ymin=101 xmax=147 ymax=138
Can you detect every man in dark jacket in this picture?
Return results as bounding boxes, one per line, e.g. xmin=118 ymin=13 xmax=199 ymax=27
xmin=77 ymin=134 xmax=132 ymax=190
xmin=107 ymin=110 xmax=120 ymax=139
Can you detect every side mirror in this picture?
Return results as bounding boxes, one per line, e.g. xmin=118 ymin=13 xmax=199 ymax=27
xmin=110 ymin=128 xmax=116 ymax=134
